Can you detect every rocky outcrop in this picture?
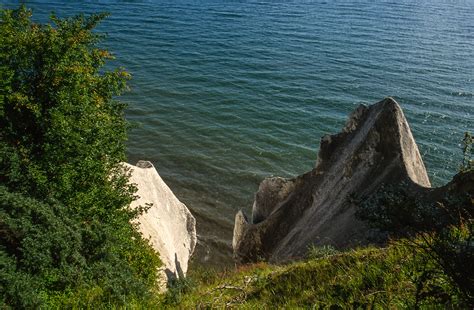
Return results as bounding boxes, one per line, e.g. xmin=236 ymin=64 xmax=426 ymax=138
xmin=233 ymin=98 xmax=431 ymax=264
xmin=124 ymin=161 xmax=197 ymax=286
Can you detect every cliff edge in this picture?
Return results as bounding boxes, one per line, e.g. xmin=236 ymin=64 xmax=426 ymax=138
xmin=233 ymin=97 xmax=431 ymax=263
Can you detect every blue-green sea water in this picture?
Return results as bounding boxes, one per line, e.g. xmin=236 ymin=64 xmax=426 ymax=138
xmin=2 ymin=0 xmax=473 ymax=266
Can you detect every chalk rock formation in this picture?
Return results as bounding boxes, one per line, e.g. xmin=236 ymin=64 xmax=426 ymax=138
xmin=124 ymin=161 xmax=197 ymax=285
xmin=233 ymin=97 xmax=431 ymax=264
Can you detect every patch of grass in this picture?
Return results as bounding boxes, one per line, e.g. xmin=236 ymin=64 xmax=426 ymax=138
xmin=170 ymin=242 xmax=464 ymax=308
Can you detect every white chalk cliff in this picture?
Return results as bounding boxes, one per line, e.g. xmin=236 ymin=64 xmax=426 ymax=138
xmin=124 ymin=160 xmax=196 ymax=285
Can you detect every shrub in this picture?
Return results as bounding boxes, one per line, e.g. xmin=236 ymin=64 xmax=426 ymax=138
xmin=0 ymin=6 xmax=161 ymax=307
xmin=0 ymin=186 xmax=83 ymax=308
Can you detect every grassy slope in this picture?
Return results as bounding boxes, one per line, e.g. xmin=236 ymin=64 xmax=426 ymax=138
xmin=160 ymin=243 xmax=460 ymax=309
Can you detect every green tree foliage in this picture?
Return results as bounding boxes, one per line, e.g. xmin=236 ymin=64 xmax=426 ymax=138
xmin=0 ymin=6 xmax=161 ymax=307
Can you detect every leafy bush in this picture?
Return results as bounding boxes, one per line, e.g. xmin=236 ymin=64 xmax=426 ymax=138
xmin=355 ymin=180 xmax=472 ymax=238
xmin=0 ymin=6 xmax=161 ymax=307
xmin=0 ymin=186 xmax=84 ymax=308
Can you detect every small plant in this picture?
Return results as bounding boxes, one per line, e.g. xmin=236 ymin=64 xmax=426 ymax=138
xmin=307 ymin=244 xmax=339 ymax=260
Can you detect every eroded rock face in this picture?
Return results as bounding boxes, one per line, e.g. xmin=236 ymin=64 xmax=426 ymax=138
xmin=233 ymin=98 xmax=431 ymax=264
xmin=124 ymin=161 xmax=197 ymax=286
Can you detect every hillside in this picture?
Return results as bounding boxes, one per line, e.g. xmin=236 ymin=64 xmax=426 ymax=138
xmin=162 ymin=241 xmax=468 ymax=308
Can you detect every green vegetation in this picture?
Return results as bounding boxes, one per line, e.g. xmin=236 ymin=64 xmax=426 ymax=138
xmin=0 ymin=6 xmax=160 ymax=308
xmin=163 ymin=221 xmax=471 ymax=308
xmin=307 ymin=244 xmax=339 ymax=260
xmin=162 ymin=243 xmax=464 ymax=308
